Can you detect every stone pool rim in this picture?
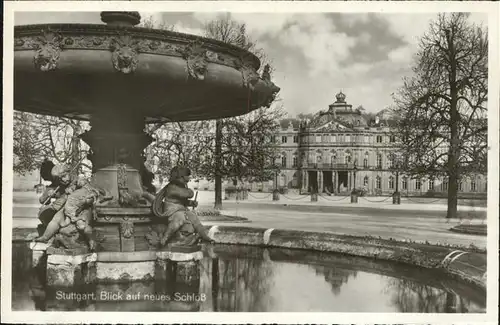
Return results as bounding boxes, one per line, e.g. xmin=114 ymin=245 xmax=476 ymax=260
xmin=204 ymin=225 xmax=487 ymax=292
xmin=12 ymin=224 xmax=487 ymax=292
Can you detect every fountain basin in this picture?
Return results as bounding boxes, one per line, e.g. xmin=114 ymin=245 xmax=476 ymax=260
xmin=14 ymin=23 xmax=279 ymax=122
xmin=12 ymin=236 xmax=486 ymax=312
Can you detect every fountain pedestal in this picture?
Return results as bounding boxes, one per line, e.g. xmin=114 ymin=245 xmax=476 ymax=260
xmin=45 ymin=247 xmax=96 ymax=286
xmin=29 ymin=243 xmax=203 ymax=286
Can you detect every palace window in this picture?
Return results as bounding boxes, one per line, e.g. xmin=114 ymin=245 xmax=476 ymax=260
xmin=293 ymin=135 xmax=298 ymax=143
xmin=363 ymin=158 xmax=368 ymax=168
xmin=428 ymin=179 xmax=434 ymax=191
xmin=282 ymin=136 xmax=288 ymax=143
xmin=376 ymin=154 xmax=382 ymax=169
xmin=316 ymin=135 xmax=321 ymax=143
xmin=459 ymin=182 xmax=463 ymax=191
xmin=442 ymin=178 xmax=448 ymax=191
xmin=331 ymin=135 xmax=336 ymax=142
xmin=402 ymin=177 xmax=408 ymax=190
xmin=281 ymin=156 xmax=287 ymax=167
xmin=415 ymin=179 xmax=421 ymax=191
xmin=376 ymin=135 xmax=383 ymax=143
xmin=388 ymin=156 xmax=394 ymax=168
xmin=292 ymin=156 xmax=298 ymax=167
xmin=363 ymin=176 xmax=369 ymax=186
xmin=345 ymin=151 xmax=352 ymax=164
xmin=346 ymin=135 xmax=350 ymax=142
xmin=389 ymin=176 xmax=395 ymax=190
xmin=376 ymin=176 xmax=381 ymax=189
xmin=471 ymin=180 xmax=476 ymax=192
xmin=270 ymin=135 xmax=276 ymax=143
xmin=331 ymin=152 xmax=337 ymax=164
xmin=389 ymin=135 xmax=396 ymax=143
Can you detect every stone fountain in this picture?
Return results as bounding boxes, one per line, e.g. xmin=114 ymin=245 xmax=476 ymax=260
xmin=15 ymin=11 xmax=279 ymax=301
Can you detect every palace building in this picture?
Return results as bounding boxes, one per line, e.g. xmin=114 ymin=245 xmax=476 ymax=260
xmin=257 ymin=91 xmax=487 ymax=196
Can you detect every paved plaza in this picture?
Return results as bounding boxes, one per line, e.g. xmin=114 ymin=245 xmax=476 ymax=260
xmin=11 ymin=190 xmax=487 ymax=249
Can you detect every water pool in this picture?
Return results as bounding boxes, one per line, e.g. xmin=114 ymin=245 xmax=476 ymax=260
xmin=11 ymin=242 xmax=485 ymax=312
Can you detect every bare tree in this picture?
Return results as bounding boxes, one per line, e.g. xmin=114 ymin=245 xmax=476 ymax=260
xmin=393 ymin=13 xmax=488 ymax=219
xmin=14 ymin=112 xmax=91 ymax=176
xmin=137 ymin=13 xmax=281 ymax=209
xmin=138 ymin=14 xmax=176 ymax=31
xmin=203 ymin=13 xmax=279 ymax=209
xmin=145 ymin=120 xmax=215 ymax=183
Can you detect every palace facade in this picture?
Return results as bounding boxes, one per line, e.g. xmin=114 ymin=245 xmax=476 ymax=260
xmin=250 ymin=91 xmax=487 ymax=196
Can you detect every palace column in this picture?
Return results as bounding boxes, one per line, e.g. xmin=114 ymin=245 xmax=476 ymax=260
xmin=303 ymin=171 xmax=309 ymax=192
xmin=334 ymin=171 xmax=338 ymax=193
xmin=318 ymin=170 xmax=323 ymax=193
xmin=332 ymin=172 xmax=336 ymax=194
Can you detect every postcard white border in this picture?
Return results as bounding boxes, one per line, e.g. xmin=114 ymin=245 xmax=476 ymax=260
xmin=2 ymin=1 xmax=499 ymax=324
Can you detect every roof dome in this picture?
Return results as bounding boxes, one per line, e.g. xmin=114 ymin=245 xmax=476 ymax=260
xmin=335 ymin=91 xmax=346 ymax=103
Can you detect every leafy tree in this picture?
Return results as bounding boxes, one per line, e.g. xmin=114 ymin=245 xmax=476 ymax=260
xmin=392 ymin=13 xmax=487 ymax=219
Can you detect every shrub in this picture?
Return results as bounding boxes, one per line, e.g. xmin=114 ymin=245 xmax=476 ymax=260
xmin=351 ymin=187 xmax=367 ymax=197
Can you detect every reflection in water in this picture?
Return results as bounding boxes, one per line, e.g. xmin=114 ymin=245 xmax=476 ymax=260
xmin=311 ymin=265 xmax=358 ymax=296
xmin=386 ymin=278 xmax=478 ymax=313
xmin=11 ymin=243 xmax=485 ymax=312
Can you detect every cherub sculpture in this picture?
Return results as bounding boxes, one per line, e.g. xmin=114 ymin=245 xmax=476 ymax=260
xmin=35 ymin=159 xmax=111 ymax=250
xmin=150 ymin=166 xmax=213 ymax=247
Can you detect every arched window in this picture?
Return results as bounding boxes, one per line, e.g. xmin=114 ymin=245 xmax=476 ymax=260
xmin=442 ymin=178 xmax=448 ymax=191
xmin=281 ymin=155 xmax=287 ymax=167
xmin=363 ymin=152 xmax=369 ymax=168
xmin=471 ymin=179 xmax=476 ymax=192
xmin=428 ymin=179 xmax=434 ymax=191
xmin=389 ymin=176 xmax=394 ymax=189
xmin=345 ymin=151 xmax=352 ymax=164
xmin=363 ymin=176 xmax=369 ymax=186
xmin=376 ymin=153 xmax=382 ymax=169
xmin=415 ymin=179 xmax=422 ymax=190
xmin=316 ymin=153 xmax=322 ymax=163
xmin=330 ymin=150 xmax=337 ymax=165
xmin=402 ymin=177 xmax=408 ymax=190
xmin=388 ymin=155 xmax=394 ymax=168
xmin=376 ymin=176 xmax=381 ymax=189
xmin=292 ymin=156 xmax=298 ymax=167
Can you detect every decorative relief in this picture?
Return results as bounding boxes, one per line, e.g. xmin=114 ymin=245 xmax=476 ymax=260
xmin=109 ymin=33 xmax=141 ymax=74
xmin=120 ymin=221 xmax=134 ymax=239
xmin=15 ymin=30 xmax=254 ymax=71
xmin=238 ymin=57 xmax=260 ymax=90
xmin=32 ymin=29 xmax=64 ymax=72
xmin=117 ymin=163 xmax=128 ymax=189
xmin=178 ymin=41 xmax=208 ymax=81
xmin=258 ymin=63 xmax=280 ymax=108
xmin=94 ymin=229 xmax=106 ymax=244
xmin=145 ymin=224 xmax=166 ymax=250
xmin=261 ymin=64 xmax=271 ymax=81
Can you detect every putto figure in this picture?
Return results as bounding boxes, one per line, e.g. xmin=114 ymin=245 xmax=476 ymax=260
xmin=35 ymin=159 xmax=110 ymax=250
xmin=151 ymin=166 xmax=213 ymax=247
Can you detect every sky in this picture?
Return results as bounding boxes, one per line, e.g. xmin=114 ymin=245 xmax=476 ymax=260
xmin=15 ymin=11 xmax=487 ymax=117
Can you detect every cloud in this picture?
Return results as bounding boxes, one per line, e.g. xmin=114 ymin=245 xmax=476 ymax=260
xmin=15 ymin=11 xmax=488 ymax=119
xmin=277 ymin=14 xmax=357 ymax=77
